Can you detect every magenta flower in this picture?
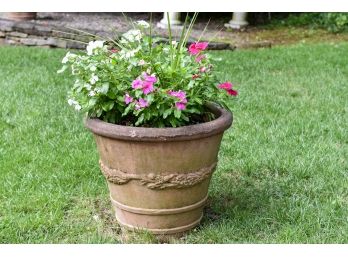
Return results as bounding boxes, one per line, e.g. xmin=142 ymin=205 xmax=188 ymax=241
xmin=124 ymin=93 xmax=133 ymax=104
xmin=195 ymin=54 xmax=206 ymax=62
xmin=227 ymin=89 xmax=238 ymax=96
xmin=218 ymin=82 xmax=232 ymax=90
xmin=143 ymin=73 xmax=157 ymax=83
xmin=175 ymin=102 xmax=186 ymax=110
xmin=142 ymin=81 xmax=154 ymax=95
xmin=169 ymin=90 xmax=186 ymax=101
xmin=132 ymin=73 xmax=157 ymax=95
xmin=132 ymin=79 xmax=143 ymax=89
xmin=168 ymin=90 xmax=188 ymax=110
xmin=135 ymin=98 xmax=149 ymax=110
xmin=188 ymin=42 xmax=209 ymax=55
xmin=218 ymin=82 xmax=238 ymax=96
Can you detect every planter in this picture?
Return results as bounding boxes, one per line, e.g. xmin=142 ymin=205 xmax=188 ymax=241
xmin=5 ymin=12 xmax=37 ymax=21
xmin=85 ymin=103 xmax=233 ymax=235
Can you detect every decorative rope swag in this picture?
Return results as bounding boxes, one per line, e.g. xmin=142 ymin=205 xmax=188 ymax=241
xmin=99 ymin=160 xmax=217 ymax=190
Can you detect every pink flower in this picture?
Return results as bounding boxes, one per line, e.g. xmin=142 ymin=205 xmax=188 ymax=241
xmin=168 ymin=90 xmax=188 ymax=110
xmin=132 ymin=79 xmax=143 ymax=89
xmin=124 ymin=93 xmax=133 ymax=104
xmin=169 ymin=90 xmax=186 ymax=101
xmin=218 ymin=82 xmax=238 ymax=96
xmin=195 ymin=54 xmax=206 ymax=62
xmin=192 ymin=74 xmax=200 ymax=79
xmin=175 ymin=102 xmax=186 ymax=110
xmin=218 ymin=82 xmax=232 ymax=90
xmin=188 ymin=42 xmax=209 ymax=55
xmin=135 ymin=98 xmax=149 ymax=110
xmin=227 ymin=89 xmax=238 ymax=96
xmin=199 ymin=66 xmax=207 ymax=73
xmin=142 ymin=81 xmax=154 ymax=95
xmin=143 ymin=73 xmax=157 ymax=83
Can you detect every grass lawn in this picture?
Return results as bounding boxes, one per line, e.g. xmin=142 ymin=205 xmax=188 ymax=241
xmin=0 ymin=43 xmax=347 ymax=243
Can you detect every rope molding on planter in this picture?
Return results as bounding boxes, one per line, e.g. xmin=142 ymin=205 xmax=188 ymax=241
xmin=99 ymin=160 xmax=217 ymax=190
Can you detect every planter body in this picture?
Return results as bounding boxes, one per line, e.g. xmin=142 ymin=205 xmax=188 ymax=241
xmin=85 ymin=104 xmax=232 ymax=235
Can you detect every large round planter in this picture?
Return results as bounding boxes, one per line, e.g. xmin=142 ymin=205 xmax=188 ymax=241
xmin=85 ymin=103 xmax=233 ymax=235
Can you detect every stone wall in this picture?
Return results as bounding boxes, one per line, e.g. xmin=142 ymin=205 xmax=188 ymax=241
xmin=0 ymin=18 xmax=231 ymax=50
xmin=0 ymin=18 xmax=97 ymax=49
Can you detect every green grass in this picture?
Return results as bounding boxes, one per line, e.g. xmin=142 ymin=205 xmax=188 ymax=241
xmin=0 ymin=43 xmax=347 ymax=243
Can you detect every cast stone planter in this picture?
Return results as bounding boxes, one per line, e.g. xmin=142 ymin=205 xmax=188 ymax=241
xmin=85 ymin=103 xmax=233 ymax=235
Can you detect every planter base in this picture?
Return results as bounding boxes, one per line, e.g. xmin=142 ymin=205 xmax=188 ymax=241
xmin=110 ymin=194 xmax=207 ymax=234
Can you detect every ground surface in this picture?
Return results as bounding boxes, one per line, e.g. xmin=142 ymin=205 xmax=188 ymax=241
xmin=33 ymin=13 xmax=348 ymax=48
xmin=0 ymin=43 xmax=347 ymax=243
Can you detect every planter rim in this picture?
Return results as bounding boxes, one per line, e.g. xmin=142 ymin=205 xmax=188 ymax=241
xmin=84 ymin=103 xmax=233 ymax=142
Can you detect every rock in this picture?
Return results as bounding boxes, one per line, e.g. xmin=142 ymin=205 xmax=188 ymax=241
xmin=0 ymin=31 xmax=5 ymax=37
xmin=4 ymin=38 xmax=20 ymax=45
xmin=66 ymin=40 xmax=86 ymax=49
xmin=0 ymin=19 xmax=15 ymax=31
xmin=13 ymin=21 xmax=36 ymax=34
xmin=33 ymin=24 xmax=52 ymax=36
xmin=19 ymin=37 xmax=52 ymax=46
xmin=7 ymin=31 xmax=28 ymax=38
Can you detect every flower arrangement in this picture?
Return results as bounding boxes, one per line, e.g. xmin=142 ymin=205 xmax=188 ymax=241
xmin=59 ymin=17 xmax=237 ymax=127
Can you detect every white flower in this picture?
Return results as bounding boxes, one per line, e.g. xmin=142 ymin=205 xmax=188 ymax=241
xmin=121 ymin=29 xmax=142 ymax=43
xmin=90 ymin=65 xmax=97 ymax=71
xmin=68 ymin=99 xmax=77 ymax=106
xmin=86 ymin=40 xmax=105 ymax=56
xmin=62 ymin=56 xmax=69 ymax=64
xmin=119 ymin=46 xmax=141 ymax=60
xmin=88 ymin=90 xmax=96 ymax=97
xmin=57 ymin=65 xmax=67 ymax=74
xmin=84 ymin=83 xmax=92 ymax=90
xmin=90 ymin=74 xmax=99 ymax=85
xmin=138 ymin=60 xmax=146 ymax=66
xmin=136 ymin=20 xmax=150 ymax=29
xmin=62 ymin=51 xmax=76 ymax=64
xmin=75 ymin=104 xmax=82 ymax=111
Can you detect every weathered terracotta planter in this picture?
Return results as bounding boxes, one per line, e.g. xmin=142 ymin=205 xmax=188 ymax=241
xmin=85 ymin=103 xmax=232 ymax=235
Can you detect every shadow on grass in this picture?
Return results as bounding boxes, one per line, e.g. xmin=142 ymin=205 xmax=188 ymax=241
xmin=199 ymin=170 xmax=277 ymax=228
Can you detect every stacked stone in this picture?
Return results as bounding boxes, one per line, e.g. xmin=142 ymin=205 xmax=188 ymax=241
xmin=0 ymin=18 xmax=94 ymax=49
xmin=0 ymin=18 xmax=232 ymax=50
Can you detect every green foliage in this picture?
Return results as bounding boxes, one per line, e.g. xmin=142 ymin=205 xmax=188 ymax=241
xmin=269 ymin=12 xmax=348 ymax=33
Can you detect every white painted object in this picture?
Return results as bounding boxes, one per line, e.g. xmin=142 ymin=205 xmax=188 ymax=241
xmin=157 ymin=12 xmax=182 ymax=29
xmin=225 ymin=12 xmax=248 ymax=30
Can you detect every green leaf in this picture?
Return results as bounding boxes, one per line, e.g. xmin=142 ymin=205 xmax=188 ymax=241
xmin=163 ymin=108 xmax=172 ymax=119
xmin=174 ymin=109 xmax=181 ymax=119
xmin=135 ymin=90 xmax=142 ymax=98
xmin=187 ymin=80 xmax=195 ymax=89
xmin=88 ymin=98 xmax=97 ymax=108
xmin=135 ymin=113 xmax=145 ymax=126
xmin=101 ymin=101 xmax=114 ymax=111
xmin=117 ymin=95 xmax=125 ymax=102
xmin=122 ymin=104 xmax=133 ymax=116
xmin=99 ymin=83 xmax=109 ymax=94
